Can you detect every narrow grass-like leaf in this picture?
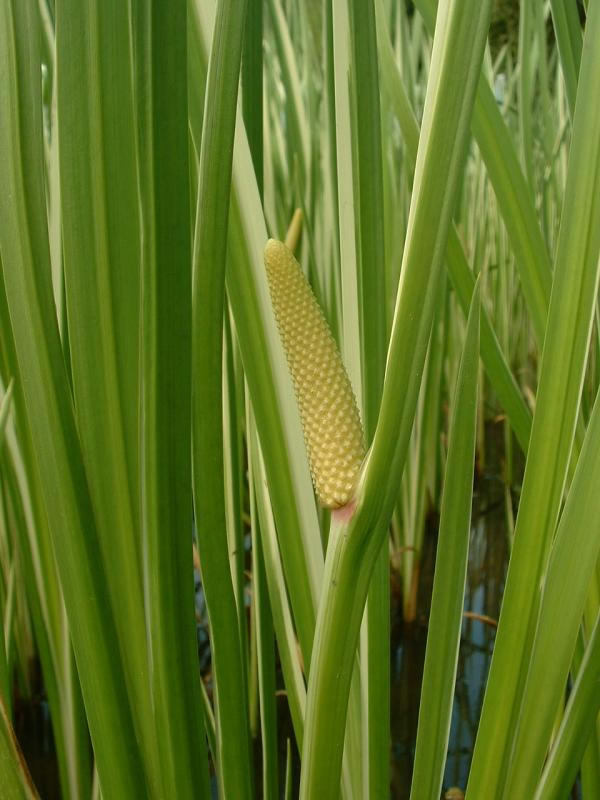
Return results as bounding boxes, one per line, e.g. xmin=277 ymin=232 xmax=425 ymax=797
xmin=535 ymin=612 xmax=600 ymax=800
xmin=3 ymin=3 xmax=589 ymax=798
xmin=375 ymin=0 xmax=531 ymax=451
xmin=361 ymin=0 xmax=491 ymax=532
xmin=191 ymin=1 xmax=253 ymax=797
xmin=322 ymin=0 xmax=341 ymax=285
xmin=549 ymin=0 xmax=582 ymax=118
xmin=249 ymin=443 xmax=279 ymax=800
xmin=445 ymin=230 xmax=531 ymax=449
xmin=242 ymin=0 xmax=263 ymax=196
xmin=132 ymin=0 xmax=210 ymax=795
xmin=0 ymin=274 xmax=90 ymax=800
xmin=249 ymin=422 xmax=306 ymax=748
xmin=0 ymin=531 xmax=9 ymax=711
xmin=0 ymin=466 xmax=27 ymax=722
xmin=56 ymin=1 xmax=142 ymax=535
xmin=410 ymin=280 xmax=480 ymax=800
xmin=266 ymin=0 xmax=310 ymax=196
xmin=468 ymin=4 xmax=600 ymax=794
xmin=349 ymin=0 xmax=386 ymax=427
xmin=578 ymin=629 xmax=600 ymax=800
xmin=347 ymin=2 xmax=389 ymax=793
xmin=468 ymin=73 xmax=552 ymax=348
xmin=503 ymin=388 xmax=600 ymax=796
xmin=0 ymin=382 xmax=13 ymax=446
xmin=331 ymin=7 xmax=389 ymax=782
xmin=0 ymin=2 xmax=146 ymax=795
xmin=55 ymin=4 xmax=158 ymax=788
xmin=518 ymin=1 xmax=536 ymax=194
xmin=415 ymin=0 xmax=552 ymax=348
xmin=223 ymin=318 xmax=249 ymax=676
xmin=333 ymin=0 xmax=360 ymax=392
xmin=284 ymin=739 xmax=293 ymax=800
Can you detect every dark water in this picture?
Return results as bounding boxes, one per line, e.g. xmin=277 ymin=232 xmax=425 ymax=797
xmin=391 ymin=472 xmax=510 ymax=798
xmin=12 ymin=664 xmax=61 ymax=800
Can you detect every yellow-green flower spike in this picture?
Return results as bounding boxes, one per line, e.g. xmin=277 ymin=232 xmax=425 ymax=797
xmin=264 ymin=238 xmax=365 ymax=509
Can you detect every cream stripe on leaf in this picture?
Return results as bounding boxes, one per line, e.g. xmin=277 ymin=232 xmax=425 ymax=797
xmin=264 ymin=239 xmax=364 ymax=509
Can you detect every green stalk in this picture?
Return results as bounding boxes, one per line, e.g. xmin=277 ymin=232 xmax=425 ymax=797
xmin=467 ymin=4 xmax=600 ymax=793
xmin=410 ymin=280 xmax=480 ymax=800
xmin=300 ymin=1 xmax=491 ymax=794
xmin=191 ymin=1 xmax=253 ymax=797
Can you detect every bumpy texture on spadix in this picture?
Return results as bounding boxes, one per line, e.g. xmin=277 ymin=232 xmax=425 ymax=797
xmin=264 ymin=239 xmax=365 ymax=509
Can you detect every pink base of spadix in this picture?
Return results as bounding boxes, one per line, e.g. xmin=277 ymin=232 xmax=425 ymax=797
xmin=331 ymin=499 xmax=356 ymax=523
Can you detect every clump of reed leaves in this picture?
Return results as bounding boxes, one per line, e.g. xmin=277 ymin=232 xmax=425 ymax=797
xmin=0 ymin=0 xmax=599 ymax=798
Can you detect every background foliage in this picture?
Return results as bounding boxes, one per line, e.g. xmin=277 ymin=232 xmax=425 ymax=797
xmin=0 ymin=0 xmax=599 ymax=798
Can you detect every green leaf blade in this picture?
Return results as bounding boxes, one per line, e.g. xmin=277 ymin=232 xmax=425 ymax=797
xmin=191 ymin=1 xmax=254 ymax=797
xmin=504 ymin=387 xmax=600 ymax=796
xmin=468 ymin=3 xmax=600 ymax=793
xmin=410 ymin=281 xmax=480 ymax=800
xmin=135 ymin=0 xmax=210 ymax=795
xmin=0 ymin=3 xmax=147 ymax=795
xmin=535 ymin=613 xmax=600 ymax=800
xmin=55 ymin=3 xmax=158 ymax=788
